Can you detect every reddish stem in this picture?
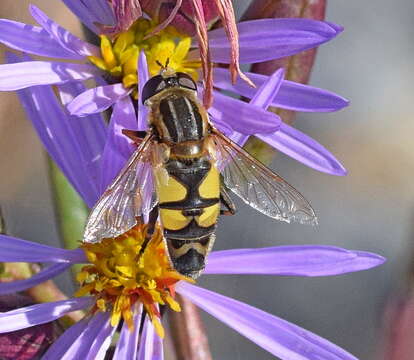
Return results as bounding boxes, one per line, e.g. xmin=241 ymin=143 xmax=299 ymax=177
xmin=168 ymin=294 xmax=212 ymax=360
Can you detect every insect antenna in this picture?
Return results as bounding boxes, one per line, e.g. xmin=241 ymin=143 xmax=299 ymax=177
xmin=156 ymin=58 xmax=171 ymax=71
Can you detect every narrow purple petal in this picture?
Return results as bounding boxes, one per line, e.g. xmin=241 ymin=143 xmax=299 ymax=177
xmin=257 ymin=122 xmax=347 ymax=175
xmin=208 ymin=19 xmax=343 ymax=64
xmin=213 ymin=68 xmax=349 ymax=112
xmin=61 ymin=0 xmax=115 ymax=34
xmin=67 ymin=83 xmax=129 ymax=116
xmin=0 ymin=263 xmax=71 ymax=295
xmin=20 ymin=82 xmax=101 ymax=204
xmin=58 ymin=82 xmax=107 ymax=186
xmin=113 ymin=304 xmax=142 ymax=360
xmin=0 ymin=235 xmax=86 ymax=263
xmin=99 ymin=96 xmax=137 ymax=193
xmin=137 ymin=316 xmax=164 ymax=360
xmin=275 ymin=79 xmax=349 ymax=112
xmin=0 ymin=61 xmax=101 ymax=91
xmin=44 ymin=312 xmax=109 ymax=360
xmin=205 ymin=245 xmax=385 ymax=276
xmin=215 ymin=69 xmax=283 ymax=143
xmin=5 ymin=54 xmax=101 ymax=205
xmin=228 ymin=131 xmax=248 ymax=146
xmin=137 ymin=51 xmax=149 ymax=131
xmin=29 ymin=5 xmax=100 ymax=58
xmin=0 ymin=19 xmax=80 ymax=59
xmin=42 ymin=318 xmax=90 ymax=360
xmin=178 ymin=283 xmax=357 ymax=360
xmin=209 ymin=91 xmax=281 ymax=134
xmin=250 ymin=68 xmax=285 ymax=108
xmin=86 ymin=316 xmax=116 ymax=360
xmin=0 ymin=297 xmax=93 ymax=333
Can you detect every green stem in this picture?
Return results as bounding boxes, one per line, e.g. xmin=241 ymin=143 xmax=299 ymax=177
xmin=48 ymin=159 xmax=88 ymax=277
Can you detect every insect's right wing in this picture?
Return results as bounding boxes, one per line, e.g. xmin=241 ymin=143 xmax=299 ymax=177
xmin=83 ymin=133 xmax=157 ymax=243
xmin=211 ymin=129 xmax=317 ymax=225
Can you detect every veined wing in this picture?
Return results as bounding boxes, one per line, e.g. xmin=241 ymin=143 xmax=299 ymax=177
xmin=211 ymin=130 xmax=317 ymax=225
xmin=83 ymin=133 xmax=157 ymax=243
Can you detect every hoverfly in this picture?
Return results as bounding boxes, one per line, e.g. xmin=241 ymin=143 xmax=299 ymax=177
xmin=83 ymin=66 xmax=317 ymax=279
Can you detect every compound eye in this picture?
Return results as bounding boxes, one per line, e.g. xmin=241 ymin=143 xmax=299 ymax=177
xmin=142 ymin=75 xmax=167 ymax=104
xmin=176 ymin=72 xmax=197 ymax=91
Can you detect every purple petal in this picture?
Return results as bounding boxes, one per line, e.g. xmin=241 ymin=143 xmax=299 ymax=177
xmin=0 ymin=19 xmax=80 ymax=59
xmin=205 ymin=245 xmax=385 ymax=276
xmin=209 ymin=91 xmax=281 ymax=134
xmin=213 ymin=68 xmax=349 ymax=112
xmin=274 ymin=79 xmax=349 ymax=112
xmin=29 ymin=5 xmax=100 ymax=58
xmin=137 ymin=316 xmax=164 ymax=360
xmin=58 ymin=82 xmax=107 ymax=187
xmin=250 ymin=68 xmax=285 ymax=108
xmin=99 ymin=96 xmax=137 ymax=192
xmin=113 ymin=304 xmax=142 ymax=360
xmin=137 ymin=51 xmax=149 ymax=131
xmin=0 ymin=61 xmax=101 ymax=91
xmin=0 ymin=263 xmax=71 ymax=295
xmin=86 ymin=315 xmax=116 ymax=360
xmin=19 ymin=83 xmax=101 ymax=205
xmin=42 ymin=318 xmax=90 ymax=360
xmin=61 ymin=0 xmax=115 ymax=34
xmin=228 ymin=131 xmax=249 ymax=146
xmin=208 ymin=19 xmax=343 ymax=64
xmin=0 ymin=297 xmax=93 ymax=333
xmin=43 ymin=312 xmax=109 ymax=360
xmin=0 ymin=235 xmax=86 ymax=263
xmin=178 ymin=283 xmax=357 ymax=360
xmin=6 ymin=54 xmax=101 ymax=205
xmin=67 ymin=83 xmax=129 ymax=116
xmin=257 ymin=122 xmax=347 ymax=176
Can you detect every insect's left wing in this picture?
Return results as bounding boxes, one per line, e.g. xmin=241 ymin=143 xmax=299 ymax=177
xmin=83 ymin=133 xmax=157 ymax=243
xmin=211 ymin=129 xmax=317 ymax=225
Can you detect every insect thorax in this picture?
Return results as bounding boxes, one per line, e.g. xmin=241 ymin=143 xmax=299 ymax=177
xmin=149 ymin=89 xmax=209 ymax=145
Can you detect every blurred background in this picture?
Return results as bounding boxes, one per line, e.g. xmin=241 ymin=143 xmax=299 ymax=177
xmin=1 ymin=0 xmax=414 ymax=359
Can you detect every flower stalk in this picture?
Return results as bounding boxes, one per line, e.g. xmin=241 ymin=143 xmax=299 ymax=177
xmin=168 ymin=295 xmax=213 ymax=360
xmin=48 ymin=160 xmax=88 ymax=278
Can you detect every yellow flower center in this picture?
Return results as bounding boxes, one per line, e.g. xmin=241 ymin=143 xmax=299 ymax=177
xmin=76 ymin=223 xmax=191 ymax=338
xmin=88 ymin=19 xmax=202 ymax=98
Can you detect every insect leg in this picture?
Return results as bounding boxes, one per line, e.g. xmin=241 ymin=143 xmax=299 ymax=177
xmin=137 ymin=208 xmax=160 ymax=258
xmin=122 ymin=129 xmax=148 ymax=145
xmin=220 ymin=186 xmax=236 ymax=216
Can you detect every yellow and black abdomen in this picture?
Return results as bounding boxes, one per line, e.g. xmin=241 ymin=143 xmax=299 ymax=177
xmin=155 ymin=156 xmax=220 ymax=278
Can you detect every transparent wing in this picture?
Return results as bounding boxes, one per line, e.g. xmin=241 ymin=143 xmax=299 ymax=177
xmin=83 ymin=134 xmax=158 ymax=243
xmin=212 ymin=130 xmax=317 ymax=225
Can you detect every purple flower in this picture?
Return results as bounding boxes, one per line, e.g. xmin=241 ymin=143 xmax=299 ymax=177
xmin=0 ymin=5 xmax=348 ymax=175
xmin=0 ymin=51 xmax=385 ymax=360
xmin=0 ymin=232 xmax=384 ymax=359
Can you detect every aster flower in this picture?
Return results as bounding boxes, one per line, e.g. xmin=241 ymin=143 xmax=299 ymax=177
xmin=0 ymin=224 xmax=384 ymax=359
xmin=0 ymin=49 xmax=385 ymax=358
xmin=0 ymin=5 xmax=347 ymax=175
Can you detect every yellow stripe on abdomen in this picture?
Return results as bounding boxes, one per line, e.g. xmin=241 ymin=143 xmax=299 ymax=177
xmin=160 ymin=208 xmax=192 ymax=231
xmin=156 ymin=172 xmax=187 ymax=204
xmin=198 ymin=164 xmax=220 ymax=199
xmin=196 ymin=204 xmax=220 ymax=228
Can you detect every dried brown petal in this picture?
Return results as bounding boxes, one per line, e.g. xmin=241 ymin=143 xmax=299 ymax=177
xmin=141 ymin=0 xmax=219 ymax=36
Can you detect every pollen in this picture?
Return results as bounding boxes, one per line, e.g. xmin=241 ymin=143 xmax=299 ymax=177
xmin=76 ymin=223 xmax=191 ymax=338
xmin=88 ymin=19 xmax=201 ymax=99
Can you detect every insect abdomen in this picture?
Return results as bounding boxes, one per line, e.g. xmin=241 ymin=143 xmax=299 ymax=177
xmin=155 ymin=156 xmax=220 ymax=278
